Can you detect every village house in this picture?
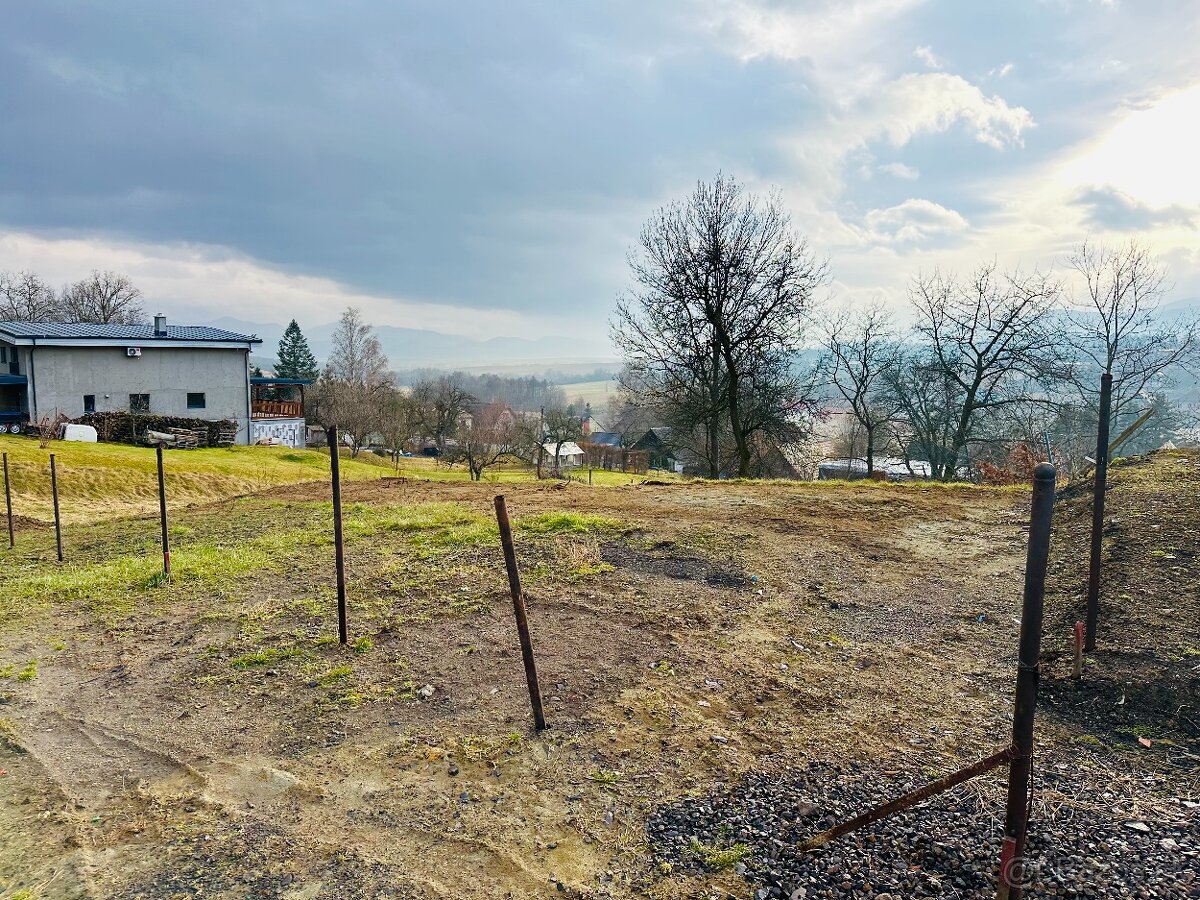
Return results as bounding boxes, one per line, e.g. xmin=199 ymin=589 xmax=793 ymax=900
xmin=0 ymin=316 xmax=286 ymax=445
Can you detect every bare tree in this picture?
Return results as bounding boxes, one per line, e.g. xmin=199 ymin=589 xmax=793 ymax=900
xmin=541 ymin=406 xmax=583 ymax=476
xmin=313 ymin=307 xmax=393 ymax=456
xmin=883 ymin=349 xmax=966 ymax=479
xmin=822 ymin=303 xmax=901 ymax=475
xmin=379 ymin=388 xmax=419 ymax=469
xmin=0 ymin=271 xmax=59 ymax=322
xmin=453 ymin=402 xmax=525 ymax=481
xmin=910 ymin=263 xmax=1063 ymax=478
xmin=613 ymin=174 xmax=827 ymax=478
xmin=409 ymin=375 xmax=474 ymax=457
xmin=325 ymin=307 xmax=391 ymax=386
xmin=58 ymin=270 xmax=145 ymax=324
xmin=1065 ymin=239 xmax=1199 ymax=422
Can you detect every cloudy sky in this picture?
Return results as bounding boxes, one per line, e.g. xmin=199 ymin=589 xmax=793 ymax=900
xmin=1 ymin=1 xmax=1197 ymax=356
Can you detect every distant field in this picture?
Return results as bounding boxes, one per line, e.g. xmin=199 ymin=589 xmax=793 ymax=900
xmin=557 ymin=377 xmax=618 ymax=409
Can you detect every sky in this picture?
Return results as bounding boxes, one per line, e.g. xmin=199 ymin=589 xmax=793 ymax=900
xmin=1 ymin=0 xmax=1198 ymax=358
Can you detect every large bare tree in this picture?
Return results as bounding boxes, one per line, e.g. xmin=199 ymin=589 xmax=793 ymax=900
xmin=1065 ymin=239 xmax=1198 ymax=423
xmin=408 ymin=375 xmax=474 ymax=457
xmin=0 ymin=271 xmax=59 ymax=322
xmin=613 ymin=174 xmax=826 ymax=477
xmin=909 ymin=263 xmax=1063 ymax=478
xmin=453 ymin=402 xmax=525 ymax=481
xmin=313 ymin=307 xmax=393 ymax=456
xmin=822 ymin=303 xmax=901 ymax=475
xmin=58 ymin=270 xmax=145 ymax=324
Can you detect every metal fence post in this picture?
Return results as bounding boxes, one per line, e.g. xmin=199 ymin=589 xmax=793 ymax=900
xmin=997 ymin=462 xmax=1056 ymax=900
xmin=494 ymin=494 xmax=547 ymax=731
xmin=328 ymin=425 xmax=348 ymax=645
xmin=50 ymin=453 xmax=63 ymax=562
xmin=156 ymin=443 xmax=171 ymax=578
xmin=3 ymin=451 xmax=13 ymax=549
xmin=1085 ymin=372 xmax=1112 ymax=651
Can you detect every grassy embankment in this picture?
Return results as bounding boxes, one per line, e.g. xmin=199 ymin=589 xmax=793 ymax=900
xmin=0 ymin=436 xmax=672 ymax=525
xmin=0 ymin=435 xmax=390 ymax=524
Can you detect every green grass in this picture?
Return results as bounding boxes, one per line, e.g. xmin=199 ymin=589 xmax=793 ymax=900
xmin=0 ymin=435 xmax=387 ymax=524
xmin=229 ymin=646 xmax=307 ymax=669
xmin=589 ymin=768 xmax=624 ymax=787
xmin=688 ymin=838 xmax=752 ymax=871
xmin=0 ymin=537 xmax=283 ymax=622
xmin=518 ymin=512 xmax=621 ymax=534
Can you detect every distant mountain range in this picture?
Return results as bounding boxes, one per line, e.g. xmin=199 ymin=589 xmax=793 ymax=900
xmin=204 ymin=316 xmax=617 ymax=374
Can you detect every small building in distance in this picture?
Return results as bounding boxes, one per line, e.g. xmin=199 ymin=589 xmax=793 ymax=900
xmin=817 ymin=457 xmax=933 ymax=481
xmin=0 ymin=316 xmax=261 ymax=442
xmin=250 ymin=376 xmax=312 ymax=448
xmin=630 ymin=426 xmax=674 ymax=469
xmin=543 ymin=440 xmax=585 ymax=468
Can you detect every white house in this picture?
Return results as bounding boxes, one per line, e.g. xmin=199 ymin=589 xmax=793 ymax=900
xmin=543 ymin=440 xmax=585 ymax=468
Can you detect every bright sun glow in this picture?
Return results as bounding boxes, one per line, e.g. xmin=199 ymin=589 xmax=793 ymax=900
xmin=1065 ymin=82 xmax=1200 ymax=207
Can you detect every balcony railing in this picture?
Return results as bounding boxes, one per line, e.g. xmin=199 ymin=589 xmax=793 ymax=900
xmin=252 ymin=399 xmax=303 ymax=419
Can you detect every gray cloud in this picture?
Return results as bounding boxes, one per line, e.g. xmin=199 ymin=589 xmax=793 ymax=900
xmin=1072 ymin=185 xmax=1196 ymax=230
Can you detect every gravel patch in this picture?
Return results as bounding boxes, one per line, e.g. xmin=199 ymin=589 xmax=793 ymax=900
xmin=648 ymin=755 xmax=1198 ymax=898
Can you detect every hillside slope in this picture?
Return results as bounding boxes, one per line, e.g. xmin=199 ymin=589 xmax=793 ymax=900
xmin=1043 ymin=448 xmax=1199 ymax=762
xmin=0 ymin=435 xmax=388 ymax=524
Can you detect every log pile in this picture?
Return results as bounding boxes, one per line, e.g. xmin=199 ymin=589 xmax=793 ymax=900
xmin=75 ymin=412 xmax=238 ymax=448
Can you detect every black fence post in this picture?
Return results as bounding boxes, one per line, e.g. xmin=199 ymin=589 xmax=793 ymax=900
xmin=1085 ymin=372 xmax=1112 ymax=651
xmin=997 ymin=462 xmax=1057 ymax=900
xmin=3 ymin=451 xmax=13 ymax=549
xmin=50 ymin=453 xmax=63 ymax=562
xmin=494 ymin=495 xmax=547 ymax=731
xmin=156 ymin=443 xmax=171 ymax=578
xmin=328 ymin=425 xmax=348 ymax=645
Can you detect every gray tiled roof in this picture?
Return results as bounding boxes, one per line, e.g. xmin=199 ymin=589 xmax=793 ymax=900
xmin=0 ymin=321 xmax=261 ymax=343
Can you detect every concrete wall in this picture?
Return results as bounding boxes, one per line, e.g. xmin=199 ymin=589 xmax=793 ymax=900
xmin=251 ymin=418 xmax=306 ymax=448
xmin=19 ymin=344 xmax=252 ymax=443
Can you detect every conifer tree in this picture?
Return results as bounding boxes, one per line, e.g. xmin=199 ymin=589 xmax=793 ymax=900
xmin=275 ymin=319 xmax=319 ymax=378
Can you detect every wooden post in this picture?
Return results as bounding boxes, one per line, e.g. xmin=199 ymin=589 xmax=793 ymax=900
xmin=50 ymin=453 xmax=63 ymax=562
xmin=156 ymin=444 xmax=171 ymax=578
xmin=997 ymin=462 xmax=1056 ymax=900
xmin=494 ymin=495 xmax=546 ymax=731
xmin=328 ymin=425 xmax=348 ymax=644
xmin=1085 ymin=373 xmax=1112 ymax=651
xmin=536 ymin=407 xmax=544 ymax=480
xmin=3 ymin=452 xmax=13 ymax=549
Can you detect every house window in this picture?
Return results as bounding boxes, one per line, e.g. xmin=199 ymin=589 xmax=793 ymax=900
xmin=83 ymin=395 xmax=96 ymax=414
xmin=0 ymin=347 xmax=6 ymax=363
xmin=129 ymin=394 xmax=150 ymax=414
xmin=187 ymin=392 xmax=206 ymax=410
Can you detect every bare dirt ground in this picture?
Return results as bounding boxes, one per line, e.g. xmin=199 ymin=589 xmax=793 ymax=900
xmin=0 ymin=457 xmax=1195 ymax=899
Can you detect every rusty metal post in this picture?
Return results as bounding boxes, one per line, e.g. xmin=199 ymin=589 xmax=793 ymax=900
xmin=3 ymin=452 xmax=13 ymax=549
xmin=997 ymin=462 xmax=1057 ymax=900
xmin=156 ymin=443 xmax=171 ymax=578
xmin=494 ymin=494 xmax=546 ymax=731
xmin=1072 ymin=621 xmax=1084 ymax=679
xmin=799 ymin=745 xmax=1014 ymax=852
xmin=328 ymin=426 xmax=348 ymax=645
xmin=50 ymin=453 xmax=63 ymax=562
xmin=1085 ymin=373 xmax=1111 ymax=651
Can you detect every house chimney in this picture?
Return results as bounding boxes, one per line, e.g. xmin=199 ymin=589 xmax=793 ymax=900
xmin=153 ymin=313 xmax=167 ymax=337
